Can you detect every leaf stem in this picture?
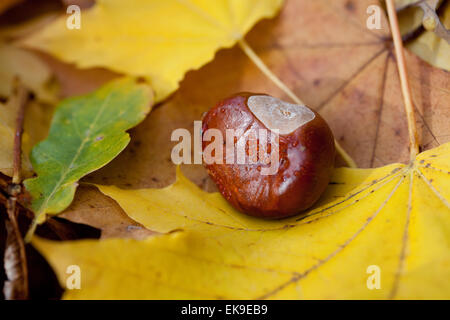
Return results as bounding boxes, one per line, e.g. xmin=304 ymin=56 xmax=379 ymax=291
xmin=238 ymin=39 xmax=357 ymax=168
xmin=386 ymin=0 xmax=420 ymax=160
xmin=12 ymin=78 xmax=27 ymax=184
xmin=334 ymin=142 xmax=357 ymax=169
xmin=24 ymin=219 xmax=38 ymax=243
xmin=4 ymin=78 xmax=29 ymax=299
xmin=238 ymin=39 xmax=305 ymax=105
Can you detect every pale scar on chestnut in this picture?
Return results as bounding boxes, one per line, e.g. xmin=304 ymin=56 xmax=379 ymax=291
xmin=247 ymin=95 xmax=316 ymax=134
xmin=202 ymin=92 xmax=335 ymax=219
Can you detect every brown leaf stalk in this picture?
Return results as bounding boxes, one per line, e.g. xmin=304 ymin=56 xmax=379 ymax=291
xmin=386 ymin=0 xmax=420 ymax=160
xmin=238 ymin=39 xmax=357 ymax=168
xmin=12 ymin=80 xmax=27 ymax=184
xmin=3 ymin=79 xmax=29 ymax=300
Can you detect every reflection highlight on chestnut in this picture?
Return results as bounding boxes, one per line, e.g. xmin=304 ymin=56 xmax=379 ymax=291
xmin=202 ymin=93 xmax=335 ymax=219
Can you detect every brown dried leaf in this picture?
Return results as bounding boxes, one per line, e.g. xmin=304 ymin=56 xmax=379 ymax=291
xmin=3 ymin=218 xmax=27 ymax=299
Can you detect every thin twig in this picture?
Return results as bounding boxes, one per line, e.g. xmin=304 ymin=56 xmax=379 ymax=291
xmin=238 ymin=39 xmax=357 ymax=168
xmin=386 ymin=0 xmax=420 ymax=160
xmin=12 ymin=78 xmax=27 ymax=184
xmin=3 ymin=79 xmax=29 ymax=299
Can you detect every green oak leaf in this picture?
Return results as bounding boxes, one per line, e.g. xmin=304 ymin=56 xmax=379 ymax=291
xmin=24 ymin=78 xmax=153 ymax=236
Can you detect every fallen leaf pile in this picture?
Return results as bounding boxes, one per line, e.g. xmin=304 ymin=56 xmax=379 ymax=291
xmin=0 ymin=0 xmax=448 ymax=300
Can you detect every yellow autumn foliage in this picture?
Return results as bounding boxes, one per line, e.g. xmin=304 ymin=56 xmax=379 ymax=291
xmin=33 ymin=143 xmax=450 ymax=299
xmin=23 ymin=0 xmax=284 ymax=101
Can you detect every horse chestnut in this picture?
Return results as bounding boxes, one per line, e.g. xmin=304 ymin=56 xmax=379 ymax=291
xmin=202 ymin=93 xmax=335 ymax=219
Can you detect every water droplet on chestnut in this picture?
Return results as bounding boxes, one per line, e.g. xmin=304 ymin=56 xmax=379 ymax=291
xmin=202 ymin=92 xmax=335 ymax=219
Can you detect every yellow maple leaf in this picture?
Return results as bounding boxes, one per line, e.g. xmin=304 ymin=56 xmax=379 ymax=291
xmin=33 ymin=143 xmax=450 ymax=299
xmin=22 ymin=0 xmax=284 ymax=102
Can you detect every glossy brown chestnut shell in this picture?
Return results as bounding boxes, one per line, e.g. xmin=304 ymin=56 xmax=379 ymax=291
xmin=202 ymin=93 xmax=335 ymax=219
